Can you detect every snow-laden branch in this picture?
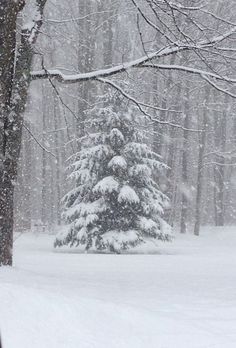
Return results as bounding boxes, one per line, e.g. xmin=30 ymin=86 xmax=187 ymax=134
xmin=140 ymin=64 xmax=236 ymax=83
xmin=31 ymin=46 xmax=188 ymax=82
xmin=31 ymin=25 xmax=236 ymax=83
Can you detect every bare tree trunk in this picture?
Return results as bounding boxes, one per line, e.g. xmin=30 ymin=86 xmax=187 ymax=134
xmin=24 ymin=125 xmax=32 ymax=228
xmin=0 ymin=1 xmax=25 ymax=266
xmin=180 ymin=81 xmax=190 ymax=233
xmin=53 ymin=91 xmax=61 ymax=225
xmin=153 ymin=54 xmax=176 ymax=156
xmin=165 ymin=82 xmax=183 ymax=226
xmin=41 ymin=84 xmax=47 ymax=227
xmin=213 ymin=93 xmax=228 ymax=226
xmin=0 ymin=0 xmax=47 ymax=266
xmin=102 ymin=0 xmax=114 ymax=67
xmin=76 ymin=1 xmax=96 ymax=144
xmin=14 ymin=123 xmax=32 ymax=230
xmin=194 ymin=87 xmax=210 ymax=236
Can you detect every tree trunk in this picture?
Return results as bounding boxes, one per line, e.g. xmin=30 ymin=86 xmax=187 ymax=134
xmin=194 ymin=87 xmax=210 ymax=236
xmin=0 ymin=1 xmax=25 ymax=266
xmin=0 ymin=0 xmax=47 ymax=266
xmin=165 ymin=82 xmax=183 ymax=226
xmin=53 ymin=91 xmax=61 ymax=225
xmin=41 ymin=83 xmax=48 ymax=227
xmin=180 ymin=81 xmax=190 ymax=233
xmin=213 ymin=93 xmax=228 ymax=226
xmin=153 ymin=54 xmax=176 ymax=157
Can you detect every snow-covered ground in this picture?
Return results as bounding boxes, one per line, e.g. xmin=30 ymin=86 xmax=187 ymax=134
xmin=1 ymin=226 xmax=236 ymax=348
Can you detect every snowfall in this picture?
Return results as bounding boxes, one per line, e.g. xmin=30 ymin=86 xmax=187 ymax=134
xmin=1 ymin=227 xmax=236 ymax=348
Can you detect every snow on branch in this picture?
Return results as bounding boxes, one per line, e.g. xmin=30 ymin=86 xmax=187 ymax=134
xmin=140 ymin=64 xmax=236 ymax=83
xmin=31 ymin=26 xmax=236 ymax=83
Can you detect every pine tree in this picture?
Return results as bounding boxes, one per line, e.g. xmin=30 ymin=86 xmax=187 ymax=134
xmin=54 ymin=97 xmax=172 ymax=253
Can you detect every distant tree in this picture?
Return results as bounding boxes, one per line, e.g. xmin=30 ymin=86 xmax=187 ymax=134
xmin=55 ymin=97 xmax=172 ymax=252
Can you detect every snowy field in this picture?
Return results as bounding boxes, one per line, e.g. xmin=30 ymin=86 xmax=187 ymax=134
xmin=1 ymin=227 xmax=236 ymax=348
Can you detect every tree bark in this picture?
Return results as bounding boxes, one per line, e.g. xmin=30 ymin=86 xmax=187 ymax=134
xmin=0 ymin=0 xmax=47 ymax=266
xmin=0 ymin=1 xmax=25 ymax=266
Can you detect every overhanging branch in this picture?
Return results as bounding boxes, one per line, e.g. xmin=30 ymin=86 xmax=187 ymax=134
xmin=30 ymin=25 xmax=236 ymax=83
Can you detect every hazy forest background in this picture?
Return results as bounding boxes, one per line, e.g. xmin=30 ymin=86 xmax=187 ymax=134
xmin=14 ymin=0 xmax=236 ymax=236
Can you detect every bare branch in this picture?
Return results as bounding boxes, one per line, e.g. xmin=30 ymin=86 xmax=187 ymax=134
xmin=31 ymin=25 xmax=236 ymax=83
xmin=23 ymin=123 xmax=57 ymax=158
xmin=97 ymin=78 xmax=200 ymax=132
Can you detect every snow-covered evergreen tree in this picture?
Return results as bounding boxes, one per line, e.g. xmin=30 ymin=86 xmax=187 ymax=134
xmin=55 ymin=96 xmax=172 ymax=252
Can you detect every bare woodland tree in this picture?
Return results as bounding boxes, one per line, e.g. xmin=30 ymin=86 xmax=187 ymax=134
xmin=0 ymin=0 xmax=47 ymax=265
